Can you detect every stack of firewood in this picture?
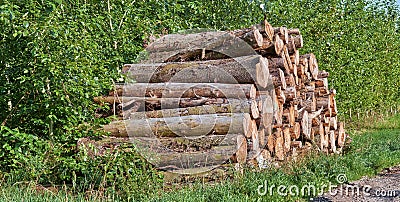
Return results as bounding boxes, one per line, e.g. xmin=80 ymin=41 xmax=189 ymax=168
xmin=94 ymin=20 xmax=347 ymax=171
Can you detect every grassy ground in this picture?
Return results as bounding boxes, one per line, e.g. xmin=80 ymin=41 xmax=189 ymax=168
xmin=1 ymin=115 xmax=399 ymax=202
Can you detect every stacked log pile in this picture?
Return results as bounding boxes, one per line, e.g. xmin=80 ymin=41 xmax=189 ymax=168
xmin=95 ymin=20 xmax=347 ymax=172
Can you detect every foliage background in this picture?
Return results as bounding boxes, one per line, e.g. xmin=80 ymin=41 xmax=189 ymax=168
xmin=0 ymin=0 xmax=399 ymax=199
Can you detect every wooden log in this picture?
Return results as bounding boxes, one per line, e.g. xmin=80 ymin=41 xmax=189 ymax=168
xmin=95 ymin=96 xmax=257 ymax=112
xmin=236 ymin=135 xmax=248 ymax=164
xmin=267 ymin=55 xmax=290 ymax=74
xmin=256 ymin=34 xmax=284 ymax=56
xmin=337 ymin=122 xmax=346 ymax=147
xmin=315 ymin=87 xmax=329 ymax=96
xmin=274 ymin=128 xmax=285 ymax=161
xmin=291 ymin=141 xmax=303 ymax=148
xmin=143 ymin=31 xmax=258 ymax=63
xmin=283 ymin=127 xmax=291 ymax=153
xmin=312 ymin=123 xmax=325 ymax=150
xmin=258 ymin=19 xmax=275 ymax=41
xmin=267 ymin=132 xmax=275 ymax=154
xmin=287 ymin=37 xmax=297 ymax=54
xmin=318 ymin=70 xmax=329 ymax=79
xmin=125 ymin=101 xmax=259 ymax=119
xmin=258 ymin=127 xmax=266 ymax=149
xmin=285 ymin=73 xmax=296 ymax=87
xmin=231 ymin=27 xmax=264 ymax=48
xmin=301 ymin=110 xmax=311 ymax=139
xmin=283 ymin=104 xmax=296 ymax=126
xmin=288 ymin=28 xmax=300 ymax=35
xmin=300 ymin=54 xmax=317 ymax=74
xmin=252 ymin=127 xmax=260 ymax=152
xmin=282 ymin=46 xmax=294 ymax=74
xmin=104 ymin=113 xmax=255 ymax=138
xmin=283 ymin=87 xmax=297 ymax=101
xmin=330 ymin=93 xmax=338 ymax=117
xmin=323 ymin=126 xmax=330 ymax=150
xmin=316 ymin=95 xmax=330 ymax=111
xmin=326 ymin=116 xmax=338 ymax=130
xmin=270 ymin=68 xmax=287 ymax=89
xmin=290 ymin=49 xmax=300 ymax=67
xmin=259 ymin=94 xmax=274 ymax=130
xmin=123 ymin=55 xmax=271 ymax=88
xmin=315 ymin=78 xmax=329 ymax=93
xmin=293 ymin=35 xmax=303 ymax=48
xmin=303 ymin=92 xmax=317 ymax=112
xmin=112 ymin=83 xmax=257 ymax=99
xmin=290 ymin=122 xmax=301 ymax=139
xmin=274 ymin=27 xmax=289 ymax=44
xmin=329 ymin=130 xmax=337 ymax=153
xmin=131 ymin=134 xmax=239 ymax=153
xmin=153 ymin=145 xmax=237 ymax=170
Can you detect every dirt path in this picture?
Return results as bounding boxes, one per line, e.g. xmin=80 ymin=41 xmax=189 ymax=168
xmin=313 ymin=166 xmax=400 ymax=202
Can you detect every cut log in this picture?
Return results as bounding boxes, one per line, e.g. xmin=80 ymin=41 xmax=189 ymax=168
xmin=252 ymin=127 xmax=260 ymax=152
xmin=283 ymin=87 xmax=297 ymax=101
xmin=267 ymin=56 xmax=290 ymax=74
xmin=267 ymin=132 xmax=275 ymax=154
xmin=287 ymin=37 xmax=297 ymax=54
xmin=315 ymin=78 xmax=329 ymax=93
xmin=316 ymin=96 xmax=331 ymax=111
xmin=288 ymin=28 xmax=300 ymax=35
xmin=104 ymin=113 xmax=255 ymax=138
xmin=312 ymin=123 xmax=325 ymax=150
xmin=290 ymin=49 xmax=300 ymax=67
xmin=270 ymin=68 xmax=287 ymax=90
xmin=290 ymin=122 xmax=301 ymax=139
xmin=152 ymin=145 xmax=237 ymax=170
xmin=303 ymin=93 xmax=317 ymax=112
xmin=258 ymin=127 xmax=266 ymax=149
xmin=293 ymin=35 xmax=303 ymax=48
xmin=258 ymin=19 xmax=275 ymax=41
xmin=301 ymin=110 xmax=311 ymax=139
xmin=236 ymin=135 xmax=248 ymax=164
xmin=291 ymin=141 xmax=303 ymax=148
xmin=125 ymin=101 xmax=259 ymax=119
xmin=259 ymin=94 xmax=274 ymax=118
xmin=285 ymin=73 xmax=296 ymax=87
xmin=282 ymin=46 xmax=294 ymax=75
xmin=112 ymin=83 xmax=256 ymax=99
xmin=123 ymin=55 xmax=271 ymax=88
xmin=300 ymin=54 xmax=317 ymax=74
xmin=96 ymin=96 xmax=260 ymax=113
xmin=283 ymin=127 xmax=291 ymax=153
xmin=318 ymin=70 xmax=329 ymax=79
xmin=142 ymin=31 xmax=258 ymax=63
xmin=274 ymin=27 xmax=289 ymax=44
xmin=231 ymin=27 xmax=264 ymax=48
xmin=131 ymin=134 xmax=239 ymax=153
xmin=315 ymin=87 xmax=329 ymax=96
xmin=256 ymin=34 xmax=285 ymax=56
xmin=329 ymin=130 xmax=337 ymax=153
xmin=337 ymin=122 xmax=346 ymax=147
xmin=274 ymin=128 xmax=285 ymax=161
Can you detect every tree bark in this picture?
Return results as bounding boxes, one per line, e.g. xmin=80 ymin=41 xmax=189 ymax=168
xmin=111 ymin=83 xmax=257 ymax=99
xmin=142 ymin=31 xmax=258 ymax=63
xmin=125 ymin=101 xmax=259 ymax=119
xmin=104 ymin=113 xmax=255 ymax=138
xmin=123 ymin=55 xmax=271 ymax=88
